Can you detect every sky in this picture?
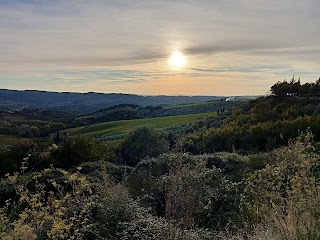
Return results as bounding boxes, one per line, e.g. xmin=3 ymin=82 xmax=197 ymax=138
xmin=0 ymin=0 xmax=320 ymax=96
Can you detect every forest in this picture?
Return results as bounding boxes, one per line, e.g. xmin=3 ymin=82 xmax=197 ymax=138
xmin=0 ymin=78 xmax=319 ymax=239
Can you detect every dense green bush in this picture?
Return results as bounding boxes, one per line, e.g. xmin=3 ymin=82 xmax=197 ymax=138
xmin=203 ymin=115 xmax=320 ymax=152
xmin=125 ymin=153 xmax=247 ymax=231
xmin=0 ymin=140 xmax=48 ymax=177
xmin=174 ymin=133 xmax=204 ymax=154
xmin=244 ymin=131 xmax=320 ymax=239
xmin=50 ymin=136 xmax=102 ymax=169
xmin=122 ymin=127 xmax=169 ymax=166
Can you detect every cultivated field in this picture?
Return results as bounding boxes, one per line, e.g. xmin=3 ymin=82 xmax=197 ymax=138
xmin=64 ymin=112 xmax=215 ymax=138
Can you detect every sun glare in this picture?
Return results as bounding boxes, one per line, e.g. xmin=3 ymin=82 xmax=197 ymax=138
xmin=169 ymin=51 xmax=187 ymax=68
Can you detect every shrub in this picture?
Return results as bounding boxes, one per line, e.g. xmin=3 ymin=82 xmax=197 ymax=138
xmin=158 ymin=153 xmax=244 ymax=231
xmin=122 ymin=127 xmax=169 ymax=166
xmin=244 ymin=131 xmax=320 ymax=239
xmin=0 ymin=140 xmax=46 ymax=177
xmin=0 ymin=157 xmax=96 ymax=240
xmin=50 ymin=136 xmax=102 ymax=169
xmin=174 ymin=133 xmax=204 ymax=154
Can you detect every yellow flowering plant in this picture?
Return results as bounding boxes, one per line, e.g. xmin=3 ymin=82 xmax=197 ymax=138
xmin=0 ymin=155 xmax=96 ymax=240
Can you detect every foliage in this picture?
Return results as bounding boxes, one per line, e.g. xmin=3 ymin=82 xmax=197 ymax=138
xmin=126 ymin=153 xmax=247 ymax=231
xmin=203 ymin=115 xmax=320 ymax=152
xmin=96 ymin=179 xmax=216 ymax=240
xmin=50 ymin=136 xmax=102 ymax=169
xmin=0 ymin=157 xmax=95 ymax=239
xmin=0 ymin=140 xmax=48 ymax=177
xmin=0 ymin=110 xmax=68 ymax=139
xmin=0 ymin=132 xmax=319 ymax=239
xmin=101 ymin=139 xmax=125 ymax=164
xmin=174 ymin=133 xmax=204 ymax=154
xmin=244 ymin=131 xmax=320 ymax=239
xmin=161 ymin=154 xmax=244 ymax=231
xmin=271 ymin=77 xmax=320 ymax=97
xmin=122 ymin=127 xmax=169 ymax=166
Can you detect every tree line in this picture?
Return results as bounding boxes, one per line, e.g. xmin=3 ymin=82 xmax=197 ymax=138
xmin=271 ymin=77 xmax=320 ymax=97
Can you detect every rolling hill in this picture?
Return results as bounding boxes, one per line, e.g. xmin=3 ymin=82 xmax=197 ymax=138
xmin=0 ymin=89 xmax=224 ymax=115
xmin=74 ymin=100 xmax=235 ymax=125
xmin=63 ymin=112 xmax=215 ymax=140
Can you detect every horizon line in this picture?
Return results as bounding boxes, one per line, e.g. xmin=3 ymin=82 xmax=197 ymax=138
xmin=0 ymin=88 xmax=261 ymax=98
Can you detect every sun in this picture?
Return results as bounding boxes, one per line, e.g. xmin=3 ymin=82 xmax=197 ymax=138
xmin=169 ymin=51 xmax=187 ymax=68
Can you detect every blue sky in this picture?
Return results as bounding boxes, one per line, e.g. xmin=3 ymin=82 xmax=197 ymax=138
xmin=0 ymin=0 xmax=320 ymax=95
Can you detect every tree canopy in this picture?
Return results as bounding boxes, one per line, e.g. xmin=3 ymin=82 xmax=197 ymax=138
xmin=271 ymin=77 xmax=320 ymax=97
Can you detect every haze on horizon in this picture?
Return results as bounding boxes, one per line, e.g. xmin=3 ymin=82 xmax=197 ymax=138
xmin=0 ymin=0 xmax=320 ymax=96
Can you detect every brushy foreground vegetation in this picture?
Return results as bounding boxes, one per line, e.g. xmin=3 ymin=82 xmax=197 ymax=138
xmin=0 ymin=130 xmax=319 ymax=239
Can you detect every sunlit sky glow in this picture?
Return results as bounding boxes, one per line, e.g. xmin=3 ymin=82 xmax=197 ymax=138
xmin=1 ymin=0 xmax=320 ymax=96
xmin=169 ymin=51 xmax=187 ymax=69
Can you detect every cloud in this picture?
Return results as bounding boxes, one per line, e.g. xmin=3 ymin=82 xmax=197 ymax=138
xmin=1 ymin=0 xmax=319 ymax=66
xmin=0 ymin=0 xmax=320 ymax=94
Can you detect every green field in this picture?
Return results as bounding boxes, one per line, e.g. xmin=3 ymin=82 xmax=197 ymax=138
xmin=64 ymin=112 xmax=215 ymax=138
xmin=164 ymin=100 xmax=219 ymax=109
xmin=0 ymin=134 xmax=27 ymax=145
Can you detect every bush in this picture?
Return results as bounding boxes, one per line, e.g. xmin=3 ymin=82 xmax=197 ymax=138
xmin=205 ymin=152 xmax=249 ymax=181
xmin=0 ymin=159 xmax=95 ymax=239
xmin=122 ymin=127 xmax=169 ymax=166
xmin=0 ymin=140 xmax=47 ymax=177
xmin=50 ymin=136 xmax=102 ymax=169
xmin=174 ymin=133 xmax=204 ymax=154
xmin=160 ymin=153 xmax=244 ymax=230
xmin=244 ymin=131 xmax=320 ymax=239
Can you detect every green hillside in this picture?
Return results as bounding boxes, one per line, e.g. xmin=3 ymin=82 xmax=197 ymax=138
xmin=73 ymin=100 xmax=235 ymax=126
xmin=165 ymin=100 xmax=217 ymax=109
xmin=64 ymin=112 xmax=215 ymax=138
xmin=0 ymin=134 xmax=27 ymax=145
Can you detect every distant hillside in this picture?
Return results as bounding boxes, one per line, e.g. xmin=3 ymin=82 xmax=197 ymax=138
xmin=64 ymin=112 xmax=215 ymax=140
xmin=0 ymin=89 xmax=225 ymax=115
xmin=75 ymin=100 xmax=236 ymax=125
